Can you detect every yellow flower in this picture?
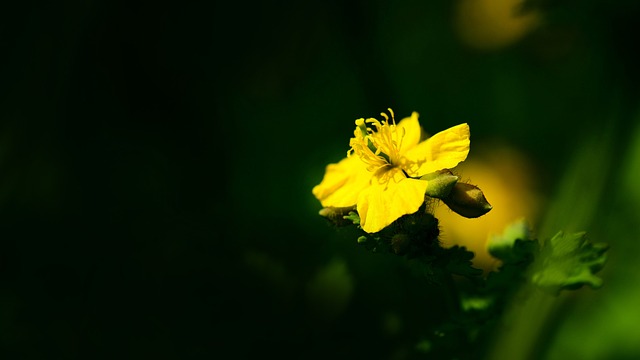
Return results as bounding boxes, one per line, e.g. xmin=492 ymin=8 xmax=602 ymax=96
xmin=312 ymin=109 xmax=470 ymax=233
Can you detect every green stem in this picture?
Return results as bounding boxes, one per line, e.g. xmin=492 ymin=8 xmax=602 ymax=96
xmin=484 ymin=286 xmax=558 ymax=360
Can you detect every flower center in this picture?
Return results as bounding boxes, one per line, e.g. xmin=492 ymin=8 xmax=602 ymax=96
xmin=348 ymin=109 xmax=405 ymax=177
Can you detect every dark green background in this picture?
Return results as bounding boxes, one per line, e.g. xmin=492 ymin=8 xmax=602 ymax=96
xmin=2 ymin=0 xmax=640 ymax=358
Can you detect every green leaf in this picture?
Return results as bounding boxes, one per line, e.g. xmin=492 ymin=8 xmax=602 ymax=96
xmin=530 ymin=231 xmax=609 ymax=294
xmin=441 ymin=246 xmax=483 ymax=278
xmin=487 ymin=218 xmax=537 ymax=264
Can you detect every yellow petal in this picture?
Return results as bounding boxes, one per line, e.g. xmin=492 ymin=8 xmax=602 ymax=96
xmin=312 ymin=155 xmax=372 ymax=208
xmin=356 ymin=168 xmax=429 ymax=233
xmin=396 ymin=112 xmax=422 ymax=154
xmin=403 ymin=123 xmax=470 ymax=175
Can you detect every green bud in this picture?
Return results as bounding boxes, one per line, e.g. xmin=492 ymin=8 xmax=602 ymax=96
xmin=319 ymin=206 xmax=357 ymax=226
xmin=442 ymin=182 xmax=492 ymax=218
xmin=421 ymin=169 xmax=459 ymax=199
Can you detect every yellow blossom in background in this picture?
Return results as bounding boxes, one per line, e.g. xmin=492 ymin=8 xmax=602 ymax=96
xmin=455 ymin=0 xmax=541 ymax=50
xmin=313 ymin=110 xmax=470 ymax=233
xmin=435 ymin=143 xmax=542 ymax=271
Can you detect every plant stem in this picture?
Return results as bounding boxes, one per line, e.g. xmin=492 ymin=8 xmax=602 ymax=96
xmin=484 ymin=286 xmax=558 ymax=360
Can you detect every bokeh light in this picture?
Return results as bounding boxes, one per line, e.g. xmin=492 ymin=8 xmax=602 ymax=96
xmin=436 ymin=141 xmax=543 ymax=271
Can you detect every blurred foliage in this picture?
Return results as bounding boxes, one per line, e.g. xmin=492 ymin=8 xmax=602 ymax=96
xmin=1 ymin=0 xmax=640 ymax=359
xmin=530 ymin=231 xmax=608 ymax=294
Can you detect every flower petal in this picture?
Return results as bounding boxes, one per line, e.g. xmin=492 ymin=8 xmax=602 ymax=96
xmin=396 ymin=111 xmax=422 ymax=154
xmin=403 ymin=123 xmax=470 ymax=175
xmin=356 ymin=168 xmax=429 ymax=233
xmin=312 ymin=155 xmax=372 ymax=207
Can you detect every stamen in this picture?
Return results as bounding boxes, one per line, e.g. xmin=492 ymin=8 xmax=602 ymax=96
xmin=349 ymin=110 xmax=408 ymax=173
xmin=397 ymin=126 xmax=405 ymax=153
xmin=355 ymin=118 xmax=368 ymax=137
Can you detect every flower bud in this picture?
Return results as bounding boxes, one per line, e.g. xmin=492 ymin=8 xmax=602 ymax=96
xmin=442 ymin=182 xmax=492 ymax=218
xmin=421 ymin=169 xmax=459 ymax=199
xmin=319 ymin=206 xmax=357 ymax=227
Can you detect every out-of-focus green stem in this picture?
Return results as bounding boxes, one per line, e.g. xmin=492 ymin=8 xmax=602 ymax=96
xmin=485 ymin=129 xmax=613 ymax=360
xmin=485 ymin=287 xmax=557 ymax=360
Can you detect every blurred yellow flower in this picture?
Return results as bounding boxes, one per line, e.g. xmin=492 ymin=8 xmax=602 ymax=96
xmin=313 ymin=110 xmax=470 ymax=233
xmin=455 ymin=0 xmax=541 ymax=50
xmin=435 ymin=143 xmax=541 ymax=270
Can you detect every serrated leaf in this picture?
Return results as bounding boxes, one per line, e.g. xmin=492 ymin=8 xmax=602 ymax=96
xmin=530 ymin=231 xmax=608 ymax=294
xmin=442 ymin=246 xmax=483 ymax=278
